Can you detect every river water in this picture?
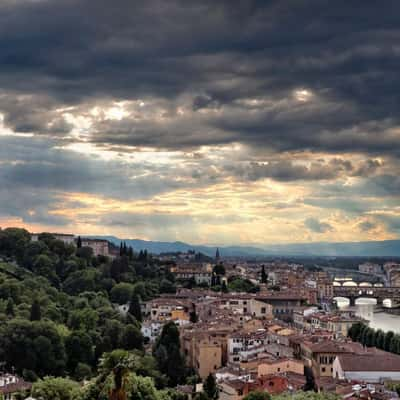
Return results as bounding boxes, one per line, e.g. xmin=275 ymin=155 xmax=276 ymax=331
xmin=335 ymin=296 xmax=400 ymax=334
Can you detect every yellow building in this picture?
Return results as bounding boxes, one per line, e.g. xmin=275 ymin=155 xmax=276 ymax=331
xmin=195 ymin=338 xmax=223 ymax=378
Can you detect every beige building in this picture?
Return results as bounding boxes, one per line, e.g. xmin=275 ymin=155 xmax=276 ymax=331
xmin=219 ymin=296 xmax=273 ymax=319
xmin=147 ymin=298 xmax=191 ymax=321
xmin=301 ymin=340 xmax=365 ymax=379
xmin=182 ymin=331 xmax=225 ymax=378
xmin=257 ymin=358 xmax=304 ymax=377
xmin=81 ymin=238 xmax=109 ymax=256
xmin=195 ymin=338 xmax=223 ymax=378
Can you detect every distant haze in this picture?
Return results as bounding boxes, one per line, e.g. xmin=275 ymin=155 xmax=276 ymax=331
xmin=90 ymin=236 xmax=400 ymax=257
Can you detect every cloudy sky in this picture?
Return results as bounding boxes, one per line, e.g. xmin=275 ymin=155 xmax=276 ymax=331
xmin=0 ymin=0 xmax=399 ymax=245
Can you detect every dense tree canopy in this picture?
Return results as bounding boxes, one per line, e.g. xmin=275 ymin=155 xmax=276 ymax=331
xmin=243 ymin=391 xmax=271 ymax=400
xmin=349 ymin=322 xmax=400 ymax=355
xmin=0 ymin=228 xmax=175 ymax=382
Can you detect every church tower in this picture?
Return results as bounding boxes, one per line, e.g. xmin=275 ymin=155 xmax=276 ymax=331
xmin=215 ymin=247 xmax=220 ymax=261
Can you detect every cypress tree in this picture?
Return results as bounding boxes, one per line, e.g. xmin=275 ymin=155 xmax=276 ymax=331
xmin=203 ymin=373 xmax=219 ymax=400
xmin=77 ymin=236 xmax=82 ymax=248
xmin=366 ymin=328 xmax=375 ymax=347
xmin=261 ymin=265 xmax=267 ymax=284
xmin=375 ymin=329 xmax=385 ymax=349
xmin=128 ymin=294 xmax=142 ymax=322
xmin=390 ymin=335 xmax=400 ymax=354
xmin=385 ymin=331 xmax=395 ymax=352
xmin=357 ymin=323 xmax=367 ymax=342
xmin=6 ymin=298 xmax=15 ymax=317
xmin=360 ymin=327 xmax=369 ymax=346
xmin=154 ymin=321 xmax=185 ymax=386
xmin=190 ymin=310 xmax=198 ymax=323
xmin=30 ymin=298 xmax=42 ymax=321
xmin=128 ymin=246 xmax=134 ymax=260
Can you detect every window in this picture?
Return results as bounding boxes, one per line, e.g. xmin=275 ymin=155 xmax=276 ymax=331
xmin=261 ymin=307 xmax=266 ymax=314
xmin=322 ymin=367 xmax=326 ymax=373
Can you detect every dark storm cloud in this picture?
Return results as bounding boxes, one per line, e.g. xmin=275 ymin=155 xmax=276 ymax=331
xmin=304 ymin=217 xmax=334 ymax=233
xmin=0 ymin=94 xmax=73 ymax=135
xmin=0 ymin=0 xmax=399 ymax=155
xmin=0 ymin=135 xmax=199 ymax=225
xmin=0 ymin=136 xmax=189 ymax=201
xmin=225 ymin=158 xmax=381 ymax=182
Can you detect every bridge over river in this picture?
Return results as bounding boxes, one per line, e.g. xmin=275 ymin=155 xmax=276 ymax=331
xmin=333 ymin=286 xmax=400 ymax=306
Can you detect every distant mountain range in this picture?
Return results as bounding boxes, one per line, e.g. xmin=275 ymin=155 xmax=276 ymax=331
xmin=87 ymin=236 xmax=400 ymax=257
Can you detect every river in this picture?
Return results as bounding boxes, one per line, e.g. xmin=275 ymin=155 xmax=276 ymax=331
xmin=333 ymin=277 xmax=400 ymax=333
xmin=335 ymin=296 xmax=400 ymax=334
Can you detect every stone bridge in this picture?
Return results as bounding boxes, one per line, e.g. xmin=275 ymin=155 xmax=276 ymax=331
xmin=333 ymin=281 xmax=384 ymax=287
xmin=333 ymin=286 xmax=400 ymax=306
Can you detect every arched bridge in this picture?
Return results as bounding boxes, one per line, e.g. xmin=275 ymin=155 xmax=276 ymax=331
xmin=333 ymin=286 xmax=400 ymax=306
xmin=333 ymin=281 xmax=384 ymax=287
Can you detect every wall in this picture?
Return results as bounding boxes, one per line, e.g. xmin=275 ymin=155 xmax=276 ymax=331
xmin=258 ymin=359 xmax=304 ymax=377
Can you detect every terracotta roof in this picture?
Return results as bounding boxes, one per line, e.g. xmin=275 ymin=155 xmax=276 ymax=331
xmin=306 ymin=340 xmax=363 ymax=354
xmin=338 ymin=353 xmax=400 ymax=372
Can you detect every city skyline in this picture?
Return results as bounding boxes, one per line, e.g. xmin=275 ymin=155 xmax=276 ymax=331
xmin=0 ymin=1 xmax=399 ymax=245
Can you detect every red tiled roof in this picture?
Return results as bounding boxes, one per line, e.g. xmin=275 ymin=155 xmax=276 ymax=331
xmin=338 ymin=353 xmax=400 ymax=372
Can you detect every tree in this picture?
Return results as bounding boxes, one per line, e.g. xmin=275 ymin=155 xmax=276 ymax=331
xmin=128 ymin=294 xmax=142 ymax=322
xmin=260 ymin=265 xmax=267 ymax=284
xmin=0 ymin=227 xmax=31 ymax=260
xmin=6 ymin=297 xmax=15 ymax=317
xmin=385 ymin=331 xmax=395 ymax=352
xmin=76 ymin=246 xmax=94 ymax=263
xmin=356 ymin=323 xmax=368 ymax=342
xmin=74 ymin=362 xmax=92 ymax=381
xmin=82 ymin=350 xmax=163 ymax=400
xmin=194 ymin=393 xmax=210 ymax=400
xmin=348 ymin=322 xmax=363 ymax=341
xmin=31 ymin=377 xmax=80 ymax=400
xmin=360 ymin=326 xmax=369 ymax=346
xmin=243 ymin=391 xmax=271 ymax=400
xmin=110 ymin=282 xmax=135 ymax=304
xmin=30 ymin=298 xmax=42 ymax=321
xmin=160 ymin=279 xmax=176 ymax=294
xmin=375 ymin=329 xmax=385 ymax=349
xmin=203 ymin=373 xmax=218 ymax=400
xmin=390 ymin=334 xmax=400 ymax=354
xmin=128 ymin=246 xmax=134 ymax=260
xmin=213 ymin=264 xmax=225 ymax=276
xmin=228 ymin=277 xmax=258 ymax=293
xmin=77 ymin=236 xmax=82 ymax=248
xmin=366 ymin=328 xmax=375 ymax=347
xmin=121 ymin=324 xmax=143 ymax=351
xmin=65 ymin=331 xmax=94 ymax=372
xmin=154 ymin=321 xmax=186 ymax=386
xmin=190 ymin=310 xmax=198 ymax=323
